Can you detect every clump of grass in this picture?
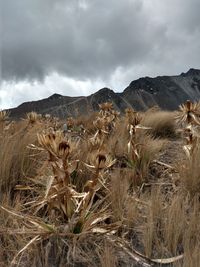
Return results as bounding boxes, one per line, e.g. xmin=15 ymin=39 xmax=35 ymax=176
xmin=142 ymin=111 xmax=177 ymax=138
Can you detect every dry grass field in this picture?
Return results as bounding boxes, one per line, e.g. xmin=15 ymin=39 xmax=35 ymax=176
xmin=1 ymin=101 xmax=200 ymax=267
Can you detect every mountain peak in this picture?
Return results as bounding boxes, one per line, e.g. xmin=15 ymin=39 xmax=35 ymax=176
xmin=95 ymin=87 xmax=114 ymax=94
xmin=48 ymin=93 xmax=63 ymax=100
xmin=181 ymin=68 xmax=200 ymax=77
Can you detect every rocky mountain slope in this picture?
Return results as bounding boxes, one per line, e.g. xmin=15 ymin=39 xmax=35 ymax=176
xmin=8 ymin=68 xmax=200 ymax=119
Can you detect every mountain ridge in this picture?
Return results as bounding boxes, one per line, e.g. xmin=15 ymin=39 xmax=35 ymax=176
xmin=7 ymin=68 xmax=200 ymax=119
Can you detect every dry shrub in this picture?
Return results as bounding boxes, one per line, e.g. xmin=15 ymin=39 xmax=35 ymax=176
xmin=142 ymin=111 xmax=177 ymax=138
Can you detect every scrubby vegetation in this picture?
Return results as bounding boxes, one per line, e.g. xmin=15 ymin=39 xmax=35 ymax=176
xmin=1 ymin=101 xmax=200 ymax=266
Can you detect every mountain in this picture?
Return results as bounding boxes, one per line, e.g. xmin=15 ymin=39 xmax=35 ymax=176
xmin=8 ymin=68 xmax=200 ymax=119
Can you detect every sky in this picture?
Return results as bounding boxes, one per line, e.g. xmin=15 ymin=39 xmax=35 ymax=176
xmin=0 ymin=0 xmax=200 ymax=109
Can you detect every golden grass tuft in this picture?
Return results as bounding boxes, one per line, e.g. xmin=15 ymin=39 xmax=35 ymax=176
xmin=142 ymin=111 xmax=177 ymax=138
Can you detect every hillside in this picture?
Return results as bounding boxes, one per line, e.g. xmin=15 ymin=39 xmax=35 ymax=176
xmin=8 ymin=68 xmax=200 ymax=119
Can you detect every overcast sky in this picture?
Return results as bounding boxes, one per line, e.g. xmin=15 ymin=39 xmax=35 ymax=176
xmin=0 ymin=0 xmax=200 ymax=109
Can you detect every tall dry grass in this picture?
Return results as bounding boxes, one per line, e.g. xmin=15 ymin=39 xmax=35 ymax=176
xmin=0 ymin=121 xmax=46 ymax=195
xmin=1 ymin=103 xmax=200 ymax=267
xmin=179 ymin=142 xmax=200 ymax=196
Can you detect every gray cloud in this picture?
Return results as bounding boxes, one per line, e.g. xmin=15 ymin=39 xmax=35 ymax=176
xmin=1 ymin=0 xmax=168 ymax=81
xmin=1 ymin=0 xmax=200 ymax=108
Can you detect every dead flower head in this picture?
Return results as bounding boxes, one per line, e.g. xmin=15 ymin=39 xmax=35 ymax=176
xmin=99 ymin=102 xmax=113 ymax=112
xmin=85 ymin=153 xmax=116 ymax=170
xmin=37 ymin=131 xmax=71 ymax=159
xmin=58 ymin=141 xmax=70 ymax=159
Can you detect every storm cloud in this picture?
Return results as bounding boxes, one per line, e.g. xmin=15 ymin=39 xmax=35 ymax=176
xmin=1 ymin=0 xmax=200 ymax=108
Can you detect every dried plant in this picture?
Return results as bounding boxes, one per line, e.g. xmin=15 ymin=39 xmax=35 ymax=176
xmin=66 ymin=116 xmax=75 ymax=129
xmin=176 ymin=100 xmax=200 ymax=126
xmin=125 ymin=107 xmax=136 ymax=122
xmin=182 ymin=125 xmax=198 ymax=158
xmin=99 ymin=102 xmax=113 ymax=115
xmin=89 ymin=117 xmax=109 ymax=149
xmin=0 ymin=110 xmax=9 ymax=122
xmin=26 ymin=111 xmax=39 ymax=124
xmin=126 ymin=111 xmax=154 ymax=183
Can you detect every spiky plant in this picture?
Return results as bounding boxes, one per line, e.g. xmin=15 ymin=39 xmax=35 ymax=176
xmin=26 ymin=112 xmax=39 ymax=124
xmin=37 ymin=130 xmax=115 ymax=225
xmin=84 ymin=152 xmax=116 ymax=191
xmin=99 ymin=102 xmax=113 ymax=114
xmin=127 ymin=112 xmax=150 ymax=155
xmin=176 ymin=100 xmax=200 ymax=126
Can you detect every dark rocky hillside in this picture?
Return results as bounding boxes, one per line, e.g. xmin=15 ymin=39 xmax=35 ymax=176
xmin=8 ymin=68 xmax=200 ymax=119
